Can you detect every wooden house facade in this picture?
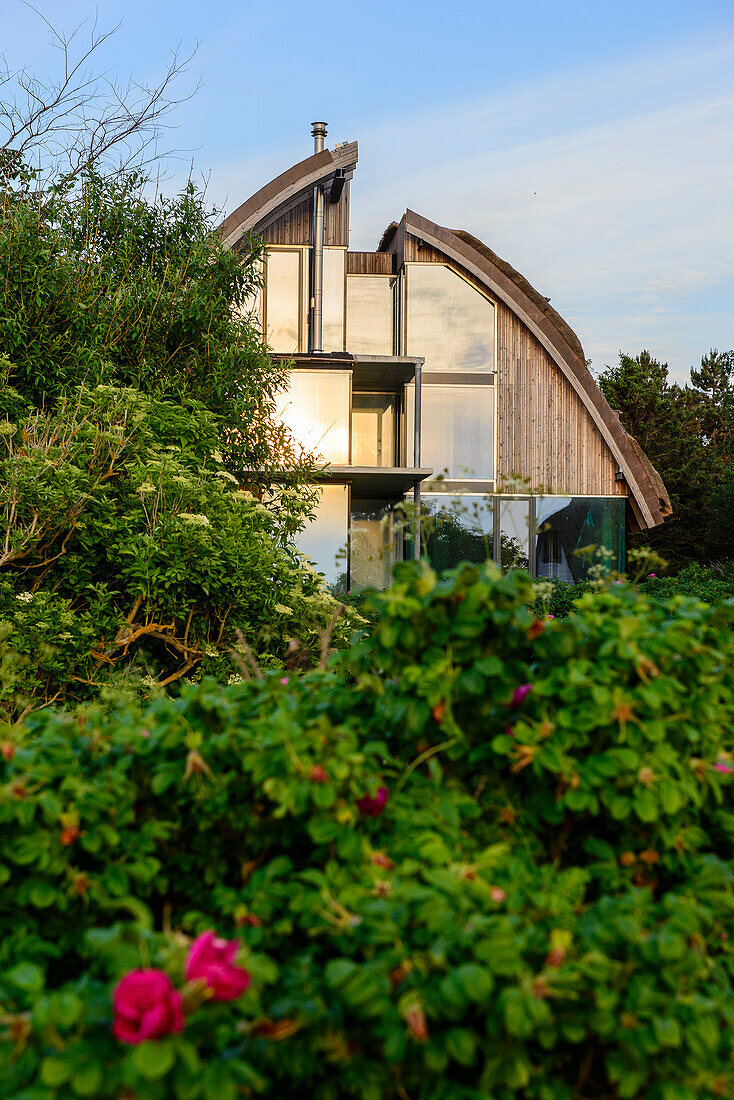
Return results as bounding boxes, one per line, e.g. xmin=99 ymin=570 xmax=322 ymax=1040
xmin=219 ymin=125 xmax=670 ymax=590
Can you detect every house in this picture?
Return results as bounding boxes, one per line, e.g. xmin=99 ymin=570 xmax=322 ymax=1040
xmin=219 ymin=123 xmax=671 ymax=591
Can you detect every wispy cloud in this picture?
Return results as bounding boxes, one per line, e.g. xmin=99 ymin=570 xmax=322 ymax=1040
xmin=206 ymin=28 xmax=734 ymax=382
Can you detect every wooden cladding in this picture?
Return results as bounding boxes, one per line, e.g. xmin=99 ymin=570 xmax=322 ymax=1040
xmin=496 ymin=300 xmax=621 ymax=496
xmin=259 ymin=185 xmax=350 ymax=247
xmin=347 ymin=251 xmax=395 ymax=275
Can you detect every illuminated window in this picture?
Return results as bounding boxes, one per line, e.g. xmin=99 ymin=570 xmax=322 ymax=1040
xmin=405 ymin=263 xmax=495 ymax=371
xmin=352 ymin=394 xmax=396 ymax=467
xmin=346 ymin=275 xmax=394 ymax=355
xmin=350 ymin=499 xmax=400 ymax=589
xmin=275 ymin=370 xmax=351 ymax=464
xmin=322 ymin=248 xmax=346 ymax=352
xmin=296 ymin=484 xmax=348 ymax=589
xmin=265 ymin=249 xmax=303 ymax=352
xmin=406 ymin=384 xmax=494 ymax=478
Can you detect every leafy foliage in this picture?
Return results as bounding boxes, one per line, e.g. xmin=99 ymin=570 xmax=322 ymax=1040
xmin=0 ymin=381 xmax=355 ymax=718
xmin=1 ymin=562 xmax=733 ymax=1099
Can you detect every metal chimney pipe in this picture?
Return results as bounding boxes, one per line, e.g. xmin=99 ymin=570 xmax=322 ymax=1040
xmin=310 ymin=122 xmax=327 ymax=353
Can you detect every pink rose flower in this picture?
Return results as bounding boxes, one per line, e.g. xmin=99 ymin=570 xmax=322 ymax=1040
xmin=112 ymin=970 xmax=184 ymax=1045
xmin=356 ymin=786 xmax=389 ymax=817
xmin=511 ymin=684 xmax=533 ymax=707
xmin=280 ymin=677 xmax=289 ymax=686
xmin=715 ymin=760 xmax=733 ymax=775
xmin=185 ymin=931 xmax=250 ymax=1001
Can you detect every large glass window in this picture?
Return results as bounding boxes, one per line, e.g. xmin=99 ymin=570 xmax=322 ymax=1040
xmin=405 ymin=263 xmax=495 ymax=371
xmin=352 ymin=394 xmax=397 ymax=467
xmin=265 ymin=249 xmax=302 ymax=352
xmin=418 ymin=494 xmax=494 ymax=572
xmin=534 ymin=496 xmax=625 ymax=582
xmin=406 ymin=383 xmax=494 ymax=478
xmin=296 ymin=485 xmax=348 ymax=590
xmin=350 ymin=499 xmax=400 ymax=590
xmin=274 ymin=370 xmax=350 ymax=464
xmin=322 ymin=248 xmax=346 ymax=353
xmin=346 ymin=275 xmax=394 ymax=355
xmin=499 ymin=499 xmax=530 ymax=572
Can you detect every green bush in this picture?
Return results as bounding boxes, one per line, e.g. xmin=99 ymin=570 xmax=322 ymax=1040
xmin=0 ymin=382 xmax=356 ymax=718
xmin=1 ymin=563 xmax=733 ymax=1099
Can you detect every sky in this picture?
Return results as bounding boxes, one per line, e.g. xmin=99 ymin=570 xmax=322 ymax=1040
xmin=4 ymin=0 xmax=734 ymax=382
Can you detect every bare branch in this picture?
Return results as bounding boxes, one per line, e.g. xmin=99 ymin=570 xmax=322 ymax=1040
xmin=0 ymin=7 xmax=199 ymax=187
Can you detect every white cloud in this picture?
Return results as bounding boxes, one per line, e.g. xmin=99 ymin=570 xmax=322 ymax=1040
xmin=205 ymin=29 xmax=734 ymax=383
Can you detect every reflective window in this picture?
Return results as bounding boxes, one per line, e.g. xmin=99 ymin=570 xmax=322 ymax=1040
xmin=534 ymin=496 xmax=625 ymax=582
xmin=405 ymin=263 xmax=495 ymax=371
xmin=322 ymin=249 xmax=346 ymax=353
xmin=350 ymin=499 xmax=400 ymax=590
xmin=265 ymin=250 xmax=302 ymax=352
xmin=418 ymin=494 xmax=494 ymax=572
xmin=275 ymin=370 xmax=350 ymax=464
xmin=406 ymin=383 xmax=495 ymax=478
xmin=295 ymin=484 xmax=348 ymax=590
xmin=352 ymin=394 xmax=396 ymax=467
xmin=499 ymin=499 xmax=530 ymax=572
xmin=346 ymin=275 xmax=394 ymax=355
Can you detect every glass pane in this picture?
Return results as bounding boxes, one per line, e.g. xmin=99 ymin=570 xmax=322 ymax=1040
xmin=534 ymin=497 xmax=625 ymax=582
xmin=265 ymin=250 xmax=301 ymax=352
xmin=322 ymin=249 xmax=346 ymax=352
xmin=275 ymin=370 xmax=350 ymax=464
xmin=352 ymin=394 xmax=396 ymax=467
xmin=499 ymin=499 xmax=530 ymax=572
xmin=419 ymin=494 xmax=494 ymax=572
xmin=350 ymin=499 xmax=399 ymax=590
xmin=346 ymin=275 xmax=394 ymax=355
xmin=406 ymin=384 xmax=494 ymax=478
xmin=296 ymin=485 xmax=348 ymax=590
xmin=406 ymin=263 xmax=495 ymax=371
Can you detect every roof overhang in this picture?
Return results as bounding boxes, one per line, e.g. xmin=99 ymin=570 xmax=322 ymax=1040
xmin=401 ymin=210 xmax=667 ymax=529
xmin=217 ymin=142 xmax=358 ymax=250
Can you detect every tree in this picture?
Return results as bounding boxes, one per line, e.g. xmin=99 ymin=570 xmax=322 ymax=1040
xmin=0 ymin=9 xmax=196 ymax=186
xmin=598 ymin=350 xmax=734 ymax=569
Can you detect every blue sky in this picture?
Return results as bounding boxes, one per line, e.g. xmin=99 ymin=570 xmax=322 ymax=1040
xmin=4 ymin=0 xmax=734 ymax=381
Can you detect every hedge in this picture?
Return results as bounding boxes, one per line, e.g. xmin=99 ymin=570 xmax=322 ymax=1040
xmin=1 ymin=562 xmax=733 ymax=1099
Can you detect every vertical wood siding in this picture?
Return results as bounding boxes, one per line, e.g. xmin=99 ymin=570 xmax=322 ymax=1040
xmin=259 ymin=185 xmax=350 ymax=247
xmin=496 ymin=300 xmax=621 ymax=495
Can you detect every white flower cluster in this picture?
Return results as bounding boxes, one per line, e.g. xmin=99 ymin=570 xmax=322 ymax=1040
xmin=274 ymin=604 xmax=293 ymax=616
xmin=178 ymin=513 xmax=210 ymax=527
xmin=139 ymin=481 xmax=156 ymax=494
xmin=216 ymin=470 xmax=239 ymax=484
xmin=15 ymin=591 xmax=34 ymax=603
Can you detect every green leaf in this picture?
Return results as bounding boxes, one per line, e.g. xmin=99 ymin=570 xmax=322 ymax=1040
xmin=29 ymin=881 xmax=57 ymax=908
xmin=72 ymin=1065 xmax=104 ymax=1096
xmin=454 ymin=962 xmax=494 ymax=1002
xmin=8 ymin=961 xmax=44 ymax=992
xmin=445 ymin=1027 xmax=477 ymax=1066
xmin=41 ymin=1056 xmax=73 ymax=1086
xmin=325 ymin=958 xmax=357 ymax=988
xmin=131 ymin=1039 xmax=176 ymax=1080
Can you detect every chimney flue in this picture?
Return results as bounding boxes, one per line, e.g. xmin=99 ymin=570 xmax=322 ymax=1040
xmin=310 ymin=122 xmax=327 ymax=353
xmin=311 ymin=121 xmax=327 ymax=153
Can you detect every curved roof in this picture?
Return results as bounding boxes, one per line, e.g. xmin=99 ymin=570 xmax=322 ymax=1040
xmin=218 ymin=141 xmax=358 ymax=250
xmin=398 ymin=210 xmax=669 ymax=528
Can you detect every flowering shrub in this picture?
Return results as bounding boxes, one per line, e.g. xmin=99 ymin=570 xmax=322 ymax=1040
xmin=0 ymin=382 xmax=357 ymax=719
xmin=1 ymin=563 xmax=733 ymax=1098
